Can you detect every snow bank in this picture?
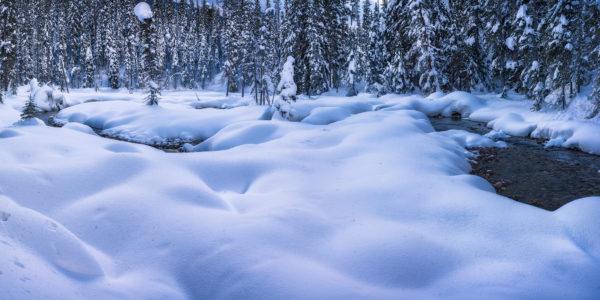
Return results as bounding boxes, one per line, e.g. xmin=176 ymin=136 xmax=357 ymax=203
xmin=488 ymin=113 xmax=537 ymax=136
xmin=55 ymin=101 xmax=265 ymax=146
xmin=275 ymin=95 xmax=377 ymax=122
xmin=431 ymin=129 xmax=507 ymax=149
xmin=301 ymin=107 xmax=353 ymax=125
xmin=381 ymin=91 xmax=486 ymax=117
xmin=532 ymin=120 xmax=600 ymax=154
xmin=378 ymin=92 xmax=600 ymax=154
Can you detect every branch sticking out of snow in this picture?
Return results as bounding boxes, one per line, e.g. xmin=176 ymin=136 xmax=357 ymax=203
xmin=134 ymin=2 xmax=153 ymax=22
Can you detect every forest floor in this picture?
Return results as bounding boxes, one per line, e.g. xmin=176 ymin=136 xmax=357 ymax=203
xmin=0 ymin=87 xmax=599 ymax=299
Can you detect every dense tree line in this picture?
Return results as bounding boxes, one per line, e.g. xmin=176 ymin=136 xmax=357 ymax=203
xmin=0 ymin=0 xmax=599 ymax=115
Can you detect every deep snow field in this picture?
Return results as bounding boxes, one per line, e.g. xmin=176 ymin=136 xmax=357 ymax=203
xmin=1 ymin=87 xmax=600 ymax=299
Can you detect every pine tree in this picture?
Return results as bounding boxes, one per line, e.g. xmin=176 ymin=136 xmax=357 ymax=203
xmin=305 ymin=0 xmax=329 ymax=96
xmin=366 ymin=2 xmax=386 ymax=96
xmin=223 ymin=0 xmax=244 ymax=95
xmin=0 ymin=0 xmax=18 ymax=95
xmin=324 ymin=0 xmax=348 ymax=92
xmin=482 ymin=0 xmax=512 ymax=97
xmin=277 ymin=56 xmax=297 ymax=102
xmin=21 ymin=94 xmax=38 ymax=120
xmin=448 ymin=0 xmax=485 ymax=91
xmin=138 ymin=2 xmax=160 ymax=105
xmin=107 ymin=32 xmax=120 ymax=89
xmin=84 ymin=44 xmax=95 ymax=88
xmin=543 ymin=0 xmax=576 ymax=109
xmin=383 ymin=0 xmax=410 ymax=94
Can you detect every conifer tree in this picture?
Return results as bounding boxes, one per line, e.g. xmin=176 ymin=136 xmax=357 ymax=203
xmin=383 ymin=0 xmax=409 ymax=94
xmin=21 ymin=94 xmax=38 ymax=120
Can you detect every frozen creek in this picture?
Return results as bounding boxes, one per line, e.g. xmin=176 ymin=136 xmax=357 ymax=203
xmin=430 ymin=116 xmax=600 ymax=211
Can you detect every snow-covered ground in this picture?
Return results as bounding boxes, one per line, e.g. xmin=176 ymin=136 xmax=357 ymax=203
xmin=0 ymin=88 xmax=599 ymax=299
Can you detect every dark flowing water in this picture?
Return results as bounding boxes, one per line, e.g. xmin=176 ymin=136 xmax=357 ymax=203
xmin=430 ymin=116 xmax=600 ymax=211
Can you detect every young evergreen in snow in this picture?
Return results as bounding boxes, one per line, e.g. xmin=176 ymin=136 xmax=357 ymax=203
xmin=20 ymin=94 xmax=38 ymax=120
xmin=277 ymin=56 xmax=297 ymax=102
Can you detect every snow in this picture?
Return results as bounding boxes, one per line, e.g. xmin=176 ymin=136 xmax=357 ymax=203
xmin=54 ymin=100 xmax=265 ymax=146
xmin=0 ymin=88 xmax=599 ymax=299
xmin=505 ymin=37 xmax=515 ymax=50
xmin=134 ymin=2 xmax=153 ymax=22
xmin=488 ymin=112 xmax=537 ymax=136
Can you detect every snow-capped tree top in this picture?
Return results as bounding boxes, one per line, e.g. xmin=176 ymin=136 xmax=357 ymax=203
xmin=134 ymin=2 xmax=153 ymax=22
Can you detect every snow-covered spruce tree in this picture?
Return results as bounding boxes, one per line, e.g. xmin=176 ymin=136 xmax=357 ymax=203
xmin=305 ymin=0 xmax=329 ymax=96
xmin=542 ymin=0 xmax=576 ymax=109
xmin=35 ymin=0 xmax=53 ymax=84
xmin=383 ymin=0 xmax=410 ymax=94
xmin=254 ymin=0 xmax=275 ymax=105
xmin=346 ymin=50 xmax=358 ymax=97
xmin=20 ymin=94 xmax=38 ymax=120
xmin=508 ymin=1 xmax=534 ymax=94
xmin=277 ymin=56 xmax=297 ymax=102
xmin=324 ymin=0 xmax=349 ymax=92
xmin=0 ymin=0 xmax=18 ymax=95
xmin=123 ymin=1 xmax=139 ymax=92
xmin=569 ymin=0 xmax=587 ymax=97
xmin=136 ymin=2 xmax=160 ymax=105
xmin=402 ymin=0 xmax=451 ymax=94
xmin=482 ymin=0 xmax=513 ymax=97
xmin=267 ymin=0 xmax=283 ymax=84
xmin=83 ymin=44 xmax=95 ymax=89
xmin=516 ymin=0 xmax=547 ymax=110
xmin=107 ymin=29 xmax=120 ymax=89
xmin=223 ymin=0 xmax=243 ymax=95
xmin=54 ymin=0 xmax=70 ymax=93
xmin=588 ymin=72 xmax=600 ymax=119
xmin=359 ymin=0 xmax=372 ymax=83
xmin=366 ymin=2 xmax=386 ymax=96
xmin=283 ymin=0 xmax=308 ymax=94
xmin=448 ymin=0 xmax=485 ymax=91
xmin=586 ymin=2 xmax=600 ymax=118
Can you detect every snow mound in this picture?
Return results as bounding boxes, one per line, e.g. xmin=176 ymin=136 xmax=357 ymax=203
xmin=555 ymin=197 xmax=600 ymax=262
xmin=484 ymin=130 xmax=511 ymax=140
xmin=0 ymin=129 xmax=21 ymax=138
xmin=55 ymin=101 xmax=265 ymax=146
xmin=186 ymin=121 xmax=300 ymax=152
xmin=437 ymin=91 xmax=486 ymax=117
xmin=275 ymin=96 xmax=375 ymax=122
xmin=0 ymin=196 xmax=103 ymax=277
xmin=488 ymin=113 xmax=537 ymax=136
xmin=302 ymin=107 xmax=352 ymax=125
xmin=432 ymin=129 xmax=507 ymax=148
xmin=13 ymin=118 xmax=45 ymax=127
xmin=134 ymin=2 xmax=152 ymax=21
xmin=380 ymin=92 xmax=485 ymax=117
xmin=532 ymin=121 xmax=600 ymax=154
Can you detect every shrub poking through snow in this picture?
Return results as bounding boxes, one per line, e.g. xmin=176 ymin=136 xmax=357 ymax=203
xmin=21 ymin=94 xmax=39 ymax=120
